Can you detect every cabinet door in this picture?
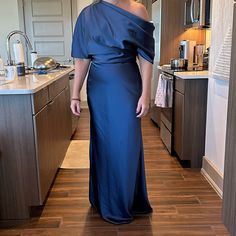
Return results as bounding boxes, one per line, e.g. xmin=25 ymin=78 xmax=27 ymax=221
xmin=49 ymin=86 xmax=72 ymax=170
xmin=34 ymin=86 xmax=72 ymax=203
xmin=173 ymin=91 xmax=185 ymax=159
xmin=34 ymin=105 xmax=53 ymax=204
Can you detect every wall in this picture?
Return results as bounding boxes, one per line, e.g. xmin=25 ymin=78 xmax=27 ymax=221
xmin=77 ymin=0 xmax=92 ymax=12
xmin=202 ymin=0 xmax=234 ymax=196
xmin=0 ymin=0 xmax=20 ymax=63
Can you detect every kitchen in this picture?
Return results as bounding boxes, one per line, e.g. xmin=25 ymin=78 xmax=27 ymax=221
xmin=0 ymin=0 xmax=236 ymax=235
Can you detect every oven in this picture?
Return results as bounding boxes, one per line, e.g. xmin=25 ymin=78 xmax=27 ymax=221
xmin=159 ymin=72 xmax=174 ymax=154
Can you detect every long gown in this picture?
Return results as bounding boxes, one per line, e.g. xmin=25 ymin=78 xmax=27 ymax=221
xmin=71 ymin=0 xmax=155 ymax=224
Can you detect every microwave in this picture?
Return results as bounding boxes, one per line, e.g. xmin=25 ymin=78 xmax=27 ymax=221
xmin=184 ymin=0 xmax=211 ymax=28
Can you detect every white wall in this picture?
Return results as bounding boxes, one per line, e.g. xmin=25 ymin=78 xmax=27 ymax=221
xmin=0 ymin=0 xmax=20 ymax=63
xmin=77 ymin=0 xmax=93 ymax=11
xmin=205 ymin=0 xmax=234 ymax=175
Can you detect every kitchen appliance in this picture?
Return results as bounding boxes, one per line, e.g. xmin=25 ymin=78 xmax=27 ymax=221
xmin=159 ymin=72 xmax=174 ymax=154
xmin=170 ymin=58 xmax=188 ymax=70
xmin=194 ymin=44 xmax=205 ymax=68
xmin=184 ymin=0 xmax=211 ymax=28
xmin=179 ymin=40 xmax=196 ymax=68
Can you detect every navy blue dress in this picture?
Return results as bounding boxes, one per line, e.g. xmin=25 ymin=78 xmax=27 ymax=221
xmin=71 ymin=0 xmax=155 ymax=224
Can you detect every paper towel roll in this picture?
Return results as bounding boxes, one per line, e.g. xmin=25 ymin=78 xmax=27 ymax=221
xmin=13 ymin=42 xmax=25 ymax=64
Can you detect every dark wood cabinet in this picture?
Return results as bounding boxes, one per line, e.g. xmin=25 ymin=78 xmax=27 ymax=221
xmin=173 ymin=77 xmax=208 ymax=168
xmin=34 ymin=104 xmax=52 ymax=203
xmin=173 ymin=90 xmax=184 ymax=159
xmin=0 ymin=73 xmax=72 ymax=220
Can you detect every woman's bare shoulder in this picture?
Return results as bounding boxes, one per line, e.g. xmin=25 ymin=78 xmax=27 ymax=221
xmin=130 ymin=1 xmax=149 ymax=21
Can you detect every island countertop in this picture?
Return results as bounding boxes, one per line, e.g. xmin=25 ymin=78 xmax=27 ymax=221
xmin=0 ymin=67 xmax=74 ymax=95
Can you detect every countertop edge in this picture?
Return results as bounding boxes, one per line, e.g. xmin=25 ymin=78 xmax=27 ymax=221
xmin=0 ymin=67 xmax=74 ymax=95
xmin=158 ymin=65 xmax=209 ymax=79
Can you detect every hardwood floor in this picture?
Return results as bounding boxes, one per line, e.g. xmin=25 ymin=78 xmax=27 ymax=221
xmin=0 ymin=109 xmax=229 ymax=235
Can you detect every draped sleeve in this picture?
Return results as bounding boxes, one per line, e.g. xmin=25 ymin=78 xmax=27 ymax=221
xmin=71 ymin=9 xmax=90 ymax=59
xmin=136 ymin=24 xmax=155 ymax=64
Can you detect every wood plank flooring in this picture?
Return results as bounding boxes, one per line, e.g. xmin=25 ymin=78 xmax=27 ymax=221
xmin=0 ymin=109 xmax=229 ymax=235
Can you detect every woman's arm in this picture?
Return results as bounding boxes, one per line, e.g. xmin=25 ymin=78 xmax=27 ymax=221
xmin=70 ymin=58 xmax=91 ymax=116
xmin=136 ymin=56 xmax=153 ymax=118
xmin=132 ymin=2 xmax=153 ymax=118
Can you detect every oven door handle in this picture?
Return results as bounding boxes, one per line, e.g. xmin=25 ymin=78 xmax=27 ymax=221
xmin=162 ymin=73 xmax=174 ymax=81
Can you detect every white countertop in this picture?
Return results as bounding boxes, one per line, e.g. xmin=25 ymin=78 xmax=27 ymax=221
xmin=174 ymin=70 xmax=209 ymax=79
xmin=158 ymin=65 xmax=209 ymax=79
xmin=0 ymin=67 xmax=74 ymax=95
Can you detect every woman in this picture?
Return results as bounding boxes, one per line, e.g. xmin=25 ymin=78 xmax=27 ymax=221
xmin=71 ymin=0 xmax=155 ymax=224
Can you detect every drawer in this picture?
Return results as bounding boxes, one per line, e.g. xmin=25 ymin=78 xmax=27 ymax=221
xmin=161 ymin=108 xmax=172 ymax=131
xmin=175 ymin=77 xmax=185 ymax=94
xmin=150 ymin=105 xmax=161 ymax=127
xmin=48 ymin=75 xmax=69 ymax=100
xmin=160 ymin=121 xmax=172 ymax=154
xmin=31 ymin=86 xmax=49 ymax=114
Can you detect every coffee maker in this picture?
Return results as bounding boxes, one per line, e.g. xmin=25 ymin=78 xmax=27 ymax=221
xmin=179 ymin=40 xmax=196 ymax=69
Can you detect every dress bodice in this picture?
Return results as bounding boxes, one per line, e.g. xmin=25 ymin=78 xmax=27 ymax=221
xmin=72 ymin=1 xmax=155 ymax=64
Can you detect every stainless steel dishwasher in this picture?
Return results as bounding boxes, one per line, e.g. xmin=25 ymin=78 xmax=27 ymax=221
xmin=159 ymin=72 xmax=174 ymax=154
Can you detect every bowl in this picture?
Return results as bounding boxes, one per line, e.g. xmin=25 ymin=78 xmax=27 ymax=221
xmin=33 ymin=57 xmax=57 ymax=71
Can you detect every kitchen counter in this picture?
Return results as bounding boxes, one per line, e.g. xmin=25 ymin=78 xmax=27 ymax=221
xmin=175 ymin=70 xmax=209 ymax=79
xmin=0 ymin=68 xmax=73 ymax=222
xmin=158 ymin=65 xmax=209 ymax=79
xmin=0 ymin=66 xmax=74 ymax=95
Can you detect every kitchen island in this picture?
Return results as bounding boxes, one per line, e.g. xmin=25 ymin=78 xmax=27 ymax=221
xmin=0 ymin=67 xmax=74 ymax=222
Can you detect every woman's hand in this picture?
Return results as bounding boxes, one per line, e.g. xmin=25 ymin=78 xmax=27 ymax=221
xmin=136 ymin=95 xmax=150 ymax=118
xmin=70 ymin=100 xmax=82 ymax=116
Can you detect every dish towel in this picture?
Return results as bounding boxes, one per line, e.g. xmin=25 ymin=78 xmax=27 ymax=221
xmin=155 ymin=74 xmax=173 ymax=108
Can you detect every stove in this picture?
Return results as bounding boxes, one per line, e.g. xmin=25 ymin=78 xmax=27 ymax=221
xmin=160 ymin=65 xmax=205 ymax=75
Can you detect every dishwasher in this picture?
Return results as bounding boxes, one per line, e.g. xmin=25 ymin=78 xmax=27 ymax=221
xmin=159 ymin=72 xmax=174 ymax=154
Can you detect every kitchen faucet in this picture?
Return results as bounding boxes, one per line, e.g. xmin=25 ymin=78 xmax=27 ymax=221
xmin=6 ymin=30 xmax=33 ymax=65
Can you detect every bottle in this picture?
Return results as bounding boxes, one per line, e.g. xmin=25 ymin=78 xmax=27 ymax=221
xmin=30 ymin=51 xmax=38 ymax=68
xmin=16 ymin=62 xmax=26 ymax=76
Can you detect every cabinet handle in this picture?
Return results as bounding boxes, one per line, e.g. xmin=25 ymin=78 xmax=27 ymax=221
xmin=48 ymin=100 xmax=55 ymax=107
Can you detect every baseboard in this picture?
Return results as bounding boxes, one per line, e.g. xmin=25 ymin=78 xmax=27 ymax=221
xmin=201 ymin=156 xmax=224 ymax=198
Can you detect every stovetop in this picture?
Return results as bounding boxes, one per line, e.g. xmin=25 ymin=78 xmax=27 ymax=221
xmin=162 ymin=65 xmax=205 ymax=72
xmin=159 ymin=65 xmax=207 ymax=76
